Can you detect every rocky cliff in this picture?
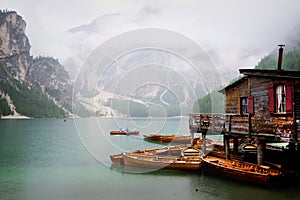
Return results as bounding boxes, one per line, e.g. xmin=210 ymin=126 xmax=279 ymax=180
xmin=0 ymin=10 xmax=73 ymax=117
xmin=30 ymin=56 xmax=73 ymax=111
xmin=0 ymin=10 xmax=31 ymax=82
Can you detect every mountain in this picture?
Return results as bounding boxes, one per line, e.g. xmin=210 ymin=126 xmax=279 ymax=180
xmin=0 ymin=10 xmax=31 ymax=82
xmin=73 ymin=49 xmax=212 ymax=117
xmin=0 ymin=10 xmax=237 ymax=118
xmin=0 ymin=10 xmax=73 ymax=118
xmin=0 ymin=10 xmax=119 ymax=118
xmin=69 ymin=21 xmax=234 ymax=117
xmin=30 ymin=56 xmax=73 ymax=111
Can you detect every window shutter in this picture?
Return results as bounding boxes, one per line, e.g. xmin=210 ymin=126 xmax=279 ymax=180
xmin=248 ymin=96 xmax=254 ymax=114
xmin=285 ymin=82 xmax=293 ymax=114
xmin=268 ymin=84 xmax=275 ymax=114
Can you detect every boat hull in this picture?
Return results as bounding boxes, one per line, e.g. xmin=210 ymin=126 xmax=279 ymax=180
xmin=110 ymin=131 xmax=140 ymax=135
xmin=143 ymin=134 xmax=192 ymax=143
xmin=122 ymin=153 xmax=201 ymax=171
xmin=201 ymin=156 xmax=282 ymax=186
xmin=110 ymin=154 xmax=124 ymax=165
xmin=109 ymin=145 xmax=188 ymax=166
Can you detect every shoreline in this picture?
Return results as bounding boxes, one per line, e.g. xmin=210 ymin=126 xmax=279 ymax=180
xmin=0 ymin=115 xmax=189 ymax=120
xmin=0 ymin=115 xmax=31 ymax=119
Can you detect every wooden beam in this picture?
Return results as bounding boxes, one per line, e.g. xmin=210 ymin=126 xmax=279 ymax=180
xmin=190 ymin=130 xmax=194 ymax=146
xmin=233 ymin=137 xmax=239 ymax=152
xmin=229 ymin=115 xmax=232 ymax=133
xmin=257 ymin=139 xmax=265 ymax=165
xmin=224 ymin=135 xmax=230 ymax=160
xmin=202 ymin=132 xmax=207 ymax=154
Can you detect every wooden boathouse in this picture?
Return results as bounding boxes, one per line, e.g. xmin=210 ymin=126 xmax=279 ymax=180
xmin=189 ymin=45 xmax=300 ymax=171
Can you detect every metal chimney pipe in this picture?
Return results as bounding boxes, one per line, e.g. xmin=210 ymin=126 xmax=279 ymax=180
xmin=277 ymin=44 xmax=285 ymax=70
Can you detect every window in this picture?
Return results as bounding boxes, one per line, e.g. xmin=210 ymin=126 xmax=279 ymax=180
xmin=240 ymin=97 xmax=248 ymax=114
xmin=276 ymin=84 xmax=286 ymax=113
xmin=268 ymin=82 xmax=292 ymax=114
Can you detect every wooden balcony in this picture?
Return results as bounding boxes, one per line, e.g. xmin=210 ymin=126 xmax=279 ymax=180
xmin=189 ymin=114 xmax=226 ymax=135
xmin=189 ymin=113 xmax=298 ymax=142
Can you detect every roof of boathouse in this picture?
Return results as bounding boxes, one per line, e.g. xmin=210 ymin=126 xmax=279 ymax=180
xmin=239 ymin=68 xmax=300 ymax=79
xmin=219 ymin=68 xmax=300 ymax=94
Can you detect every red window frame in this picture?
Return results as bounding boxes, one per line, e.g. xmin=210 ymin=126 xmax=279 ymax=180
xmin=268 ymin=82 xmax=292 ymax=114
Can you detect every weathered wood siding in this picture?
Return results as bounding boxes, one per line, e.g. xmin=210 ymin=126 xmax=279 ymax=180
xmin=225 ymin=79 xmax=248 ymax=114
xmin=250 ymin=76 xmax=294 ymax=136
xmin=223 ymin=76 xmax=296 ymax=139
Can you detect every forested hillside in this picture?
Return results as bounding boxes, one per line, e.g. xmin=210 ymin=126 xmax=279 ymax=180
xmin=0 ymin=98 xmax=13 ymax=116
xmin=193 ymin=90 xmax=224 ymax=113
xmin=0 ymin=79 xmax=66 ymax=118
xmin=255 ymin=45 xmax=300 ymax=70
xmin=0 ymin=10 xmax=71 ymax=118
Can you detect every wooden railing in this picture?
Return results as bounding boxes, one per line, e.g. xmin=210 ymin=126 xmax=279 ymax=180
xmin=189 ymin=113 xmax=250 ymax=135
xmin=189 ymin=113 xmax=299 ymax=142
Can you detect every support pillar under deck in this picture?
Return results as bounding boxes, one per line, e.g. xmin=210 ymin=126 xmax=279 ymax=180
xmin=224 ymin=135 xmax=230 ymax=160
xmin=257 ymin=139 xmax=265 ymax=165
xmin=202 ymin=132 xmax=207 ymax=154
xmin=190 ymin=130 xmax=194 ymax=147
xmin=233 ymin=137 xmax=239 ymax=153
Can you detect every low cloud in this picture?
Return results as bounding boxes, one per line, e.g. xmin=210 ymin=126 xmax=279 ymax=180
xmin=2 ymin=0 xmax=300 ymax=77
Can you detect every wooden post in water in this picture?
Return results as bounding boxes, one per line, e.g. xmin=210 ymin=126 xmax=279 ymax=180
xmin=190 ymin=130 xmax=194 ymax=147
xmin=225 ymin=135 xmax=230 ymax=160
xmin=202 ymin=132 xmax=207 ymax=154
xmin=233 ymin=137 xmax=239 ymax=152
xmin=257 ymin=139 xmax=265 ymax=165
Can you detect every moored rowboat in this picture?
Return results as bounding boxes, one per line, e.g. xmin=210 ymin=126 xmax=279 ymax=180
xmin=110 ymin=130 xmax=140 ymax=135
xmin=143 ymin=134 xmax=192 ymax=143
xmin=201 ymin=155 xmax=283 ymax=186
xmin=110 ymin=145 xmax=189 ymax=166
xmin=122 ymin=151 xmax=202 ymax=171
xmin=110 ymin=154 xmax=124 ymax=165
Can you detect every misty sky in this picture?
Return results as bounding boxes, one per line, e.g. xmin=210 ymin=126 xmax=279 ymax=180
xmin=2 ymin=0 xmax=300 ymax=74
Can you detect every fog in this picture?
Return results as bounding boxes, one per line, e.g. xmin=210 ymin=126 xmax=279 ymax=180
xmin=2 ymin=0 xmax=300 ymax=76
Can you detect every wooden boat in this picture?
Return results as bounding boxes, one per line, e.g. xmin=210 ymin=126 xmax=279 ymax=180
xmin=207 ymin=144 xmax=244 ymax=161
xmin=239 ymin=143 xmax=257 ymax=153
xmin=201 ymin=155 xmax=283 ymax=186
xmin=110 ymin=130 xmax=140 ymax=135
xmin=133 ymin=145 xmax=188 ymax=155
xmin=122 ymin=149 xmax=202 ymax=171
xmin=207 ymin=150 xmax=244 ymax=161
xmin=181 ymin=146 xmax=202 ymax=157
xmin=143 ymin=134 xmax=192 ymax=143
xmin=110 ymin=154 xmax=124 ymax=165
xmin=110 ymin=145 xmax=188 ymax=166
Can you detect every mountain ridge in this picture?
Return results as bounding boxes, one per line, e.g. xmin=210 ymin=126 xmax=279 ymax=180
xmin=0 ymin=10 xmax=152 ymax=118
xmin=0 ymin=10 xmax=72 ymax=118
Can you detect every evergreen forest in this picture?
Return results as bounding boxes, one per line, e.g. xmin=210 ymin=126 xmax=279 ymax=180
xmin=0 ymin=80 xmax=66 ymax=118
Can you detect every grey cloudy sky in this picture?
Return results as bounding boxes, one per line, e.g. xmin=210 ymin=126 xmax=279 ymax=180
xmin=2 ymin=0 xmax=300 ymax=73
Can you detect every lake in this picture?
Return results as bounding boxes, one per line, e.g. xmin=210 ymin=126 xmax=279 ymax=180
xmin=0 ymin=118 xmax=299 ymax=200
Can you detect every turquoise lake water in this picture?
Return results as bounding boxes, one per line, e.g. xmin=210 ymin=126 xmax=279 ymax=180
xmin=1 ymin=118 xmax=300 ymax=200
